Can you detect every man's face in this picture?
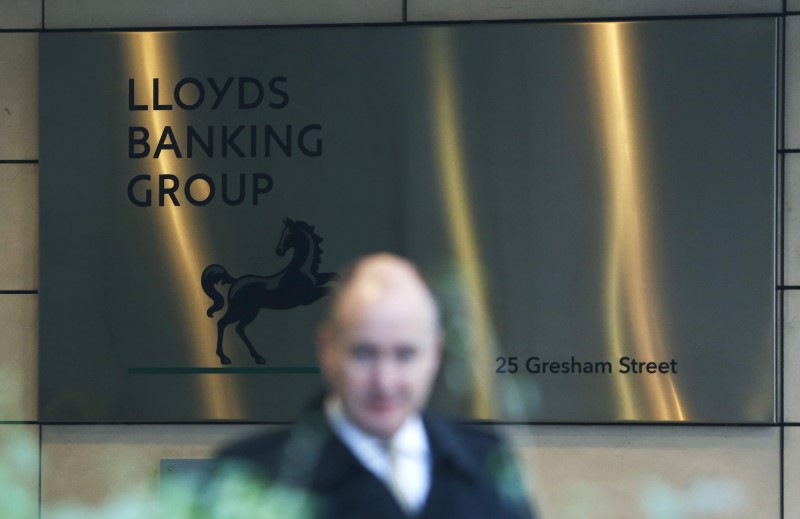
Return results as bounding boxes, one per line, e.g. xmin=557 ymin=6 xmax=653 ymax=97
xmin=320 ymin=300 xmax=441 ymax=439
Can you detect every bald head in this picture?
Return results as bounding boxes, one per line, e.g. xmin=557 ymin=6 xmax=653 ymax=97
xmin=318 ymin=254 xmax=443 ymax=438
xmin=328 ymin=254 xmax=440 ymax=337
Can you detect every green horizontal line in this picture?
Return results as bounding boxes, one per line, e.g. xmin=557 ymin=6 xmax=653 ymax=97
xmin=128 ymin=366 xmax=320 ymax=375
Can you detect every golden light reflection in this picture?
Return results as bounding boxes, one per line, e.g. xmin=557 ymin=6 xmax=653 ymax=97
xmin=124 ymin=32 xmax=242 ymax=419
xmin=589 ymin=23 xmax=685 ymax=421
xmin=427 ymin=30 xmax=496 ymax=419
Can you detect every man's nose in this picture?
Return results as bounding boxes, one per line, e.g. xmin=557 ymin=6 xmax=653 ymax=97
xmin=373 ymin=357 xmax=399 ymax=390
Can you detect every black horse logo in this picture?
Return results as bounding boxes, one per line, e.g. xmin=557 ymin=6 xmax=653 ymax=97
xmin=201 ymin=218 xmax=339 ymax=365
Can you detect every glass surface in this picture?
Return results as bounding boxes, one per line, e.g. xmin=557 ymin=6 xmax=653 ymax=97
xmin=39 ymin=19 xmax=776 ymax=423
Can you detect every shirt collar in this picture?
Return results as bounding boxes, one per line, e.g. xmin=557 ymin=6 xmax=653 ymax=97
xmin=311 ymin=398 xmax=482 ymax=486
xmin=324 ymin=396 xmax=429 ymax=459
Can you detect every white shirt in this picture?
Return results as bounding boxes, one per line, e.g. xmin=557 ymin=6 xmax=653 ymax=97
xmin=324 ymin=397 xmax=432 ymax=513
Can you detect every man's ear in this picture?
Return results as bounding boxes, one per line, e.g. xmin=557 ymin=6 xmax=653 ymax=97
xmin=433 ymin=329 xmax=445 ymax=369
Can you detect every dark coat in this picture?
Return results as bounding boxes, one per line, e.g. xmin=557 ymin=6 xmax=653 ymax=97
xmin=210 ymin=411 xmax=537 ymax=519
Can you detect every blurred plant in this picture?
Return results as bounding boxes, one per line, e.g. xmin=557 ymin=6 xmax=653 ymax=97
xmin=0 ymin=424 xmax=39 ymax=519
xmin=0 ymin=369 xmax=39 ymax=519
xmin=0 ymin=367 xmax=315 ymax=519
xmin=641 ymin=477 xmax=747 ymax=519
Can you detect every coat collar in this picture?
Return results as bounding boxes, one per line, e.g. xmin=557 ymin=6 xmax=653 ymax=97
xmin=292 ymin=410 xmax=367 ymax=489
xmin=421 ymin=413 xmax=483 ymax=482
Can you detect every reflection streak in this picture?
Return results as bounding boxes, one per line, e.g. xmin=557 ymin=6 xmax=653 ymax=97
xmin=590 ymin=24 xmax=685 ymax=420
xmin=427 ymin=30 xmax=496 ymax=419
xmin=124 ymin=33 xmax=242 ymax=419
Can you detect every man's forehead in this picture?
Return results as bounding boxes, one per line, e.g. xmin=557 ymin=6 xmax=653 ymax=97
xmin=341 ymin=302 xmax=437 ymax=338
xmin=332 ymin=254 xmax=438 ymax=328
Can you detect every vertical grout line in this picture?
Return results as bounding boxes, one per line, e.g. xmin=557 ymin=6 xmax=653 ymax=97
xmin=778 ymin=10 xmax=785 ymax=433
xmin=781 ymin=425 xmax=785 ymax=519
xmin=782 ymin=153 xmax=787 ymax=290
xmin=784 ymin=11 xmax=788 ymax=155
xmin=781 ymin=15 xmax=786 ymax=287
xmin=37 ymin=2 xmax=43 ymax=516
xmin=38 ymin=424 xmax=42 ymax=519
xmin=780 ymin=286 xmax=785 ymax=422
xmin=780 ymin=11 xmax=786 ymax=417
xmin=781 ymin=6 xmax=787 ymax=519
xmin=781 ymin=288 xmax=786 ymax=425
xmin=403 ymin=0 xmax=408 ymax=23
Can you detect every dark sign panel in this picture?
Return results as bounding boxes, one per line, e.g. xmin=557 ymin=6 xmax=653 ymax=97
xmin=40 ymin=19 xmax=776 ymax=423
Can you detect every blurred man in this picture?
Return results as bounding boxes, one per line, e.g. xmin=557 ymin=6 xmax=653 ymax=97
xmin=214 ymin=254 xmax=536 ymax=518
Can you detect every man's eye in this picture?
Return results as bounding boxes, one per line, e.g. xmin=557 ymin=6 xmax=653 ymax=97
xmin=396 ymin=346 xmax=417 ymax=362
xmin=350 ymin=344 xmax=377 ymax=360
